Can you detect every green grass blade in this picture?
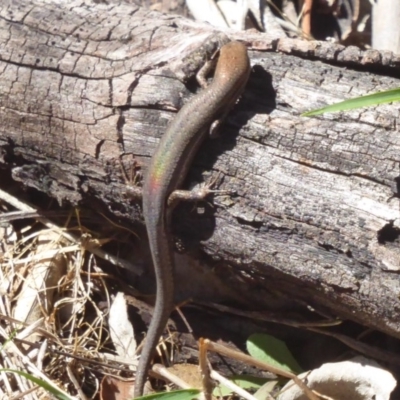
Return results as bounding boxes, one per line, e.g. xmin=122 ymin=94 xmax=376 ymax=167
xmin=0 ymin=369 xmax=76 ymax=400
xmin=247 ymin=333 xmax=302 ymax=374
xmin=302 ymin=87 xmax=400 ymax=116
xmin=213 ymin=375 xmax=266 ymax=396
xmin=133 ymin=388 xmax=201 ymax=400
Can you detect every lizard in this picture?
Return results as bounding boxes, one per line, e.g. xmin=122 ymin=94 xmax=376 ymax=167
xmin=134 ymin=39 xmax=251 ymax=397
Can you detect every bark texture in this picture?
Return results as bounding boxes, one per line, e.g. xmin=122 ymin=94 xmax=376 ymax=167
xmin=2 ymin=0 xmax=400 ymax=339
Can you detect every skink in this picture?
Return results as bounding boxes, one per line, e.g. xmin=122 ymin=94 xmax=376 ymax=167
xmin=135 ymin=40 xmax=250 ymax=397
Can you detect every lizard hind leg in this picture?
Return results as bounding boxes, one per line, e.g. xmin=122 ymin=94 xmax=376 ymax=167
xmin=167 ymin=173 xmax=234 ymax=210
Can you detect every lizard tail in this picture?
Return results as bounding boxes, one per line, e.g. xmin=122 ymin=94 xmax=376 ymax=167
xmin=134 ymin=210 xmax=175 ymax=397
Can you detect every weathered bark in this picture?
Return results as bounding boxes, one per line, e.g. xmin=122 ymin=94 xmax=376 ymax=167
xmin=2 ymin=0 xmax=400 ymax=340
